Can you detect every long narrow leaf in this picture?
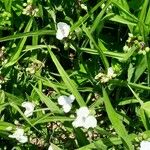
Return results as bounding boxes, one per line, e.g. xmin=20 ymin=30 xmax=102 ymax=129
xmin=47 ymin=45 xmax=86 ymax=106
xmin=102 ymin=87 xmax=133 ymax=150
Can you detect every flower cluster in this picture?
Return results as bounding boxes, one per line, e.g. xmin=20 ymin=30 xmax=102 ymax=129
xmin=95 ymin=67 xmax=116 ymax=83
xmin=9 ymin=128 xmax=28 ymax=143
xmin=0 ymin=46 xmax=8 ymax=66
xmin=26 ymin=61 xmax=44 ymax=75
xmin=58 ymin=95 xmax=97 ymax=129
xmin=123 ymin=33 xmax=150 ymax=55
xmin=101 ymin=3 xmax=113 ymax=13
xmin=22 ymin=1 xmax=39 ymax=17
xmin=0 ymin=11 xmax=11 ymax=27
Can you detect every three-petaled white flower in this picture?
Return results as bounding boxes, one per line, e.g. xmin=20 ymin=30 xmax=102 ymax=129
xmin=58 ymin=95 xmax=75 ymax=113
xmin=140 ymin=141 xmax=150 ymax=150
xmin=56 ymin=22 xmax=70 ymax=40
xmin=72 ymin=107 xmax=97 ymax=129
xmin=9 ymin=128 xmax=28 ymax=143
xmin=21 ymin=102 xmax=35 ymax=117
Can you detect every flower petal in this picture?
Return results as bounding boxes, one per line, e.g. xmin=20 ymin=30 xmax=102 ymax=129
xmin=84 ymin=115 xmax=97 ymax=129
xmin=69 ymin=94 xmax=75 ymax=103
xmin=56 ymin=22 xmax=70 ymax=40
xmin=76 ymin=107 xmax=89 ymax=117
xmin=56 ymin=29 xmax=64 ymax=40
xmin=17 ymin=135 xmax=28 ymax=143
xmin=22 ymin=102 xmax=35 ymax=117
xmin=140 ymin=141 xmax=150 ymax=150
xmin=62 ymin=104 xmax=72 ymax=113
xmin=58 ymin=96 xmax=68 ymax=105
xmin=72 ymin=116 xmax=85 ymax=128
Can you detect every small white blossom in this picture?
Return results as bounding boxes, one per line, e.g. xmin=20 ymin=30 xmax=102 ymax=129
xmin=140 ymin=141 xmax=150 ymax=150
xmin=58 ymin=95 xmax=75 ymax=113
xmin=56 ymin=22 xmax=70 ymax=40
xmin=72 ymin=107 xmax=97 ymax=129
xmin=21 ymin=102 xmax=35 ymax=117
xmin=9 ymin=128 xmax=28 ymax=143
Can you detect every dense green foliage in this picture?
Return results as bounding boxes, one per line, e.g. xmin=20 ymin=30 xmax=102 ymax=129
xmin=0 ymin=0 xmax=150 ymax=149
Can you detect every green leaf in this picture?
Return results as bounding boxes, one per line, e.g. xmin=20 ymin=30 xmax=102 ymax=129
xmin=0 ymin=30 xmax=55 ymax=42
xmin=134 ymin=56 xmax=147 ymax=83
xmin=47 ymin=45 xmax=86 ymax=107
xmin=4 ymin=18 xmax=33 ymax=67
xmin=102 ymin=87 xmax=134 ymax=150
xmin=110 ymin=15 xmax=137 ymax=26
xmin=141 ymin=101 xmax=150 ymax=118
xmin=31 ymin=115 xmax=73 ymax=125
xmin=33 ymin=86 xmax=62 ymax=114
xmin=3 ymin=0 xmax=13 ymax=12
xmin=90 ymin=0 xmax=112 ymax=33
xmin=0 ymin=121 xmax=15 ymax=131
xmin=82 ymin=25 xmax=109 ymax=70
xmin=74 ymin=128 xmax=89 ymax=147
xmin=71 ymin=0 xmax=106 ymax=31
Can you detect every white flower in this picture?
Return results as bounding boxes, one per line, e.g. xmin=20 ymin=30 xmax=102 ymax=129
xmin=9 ymin=128 xmax=28 ymax=143
xmin=48 ymin=144 xmax=53 ymax=150
xmin=140 ymin=141 xmax=150 ymax=150
xmin=21 ymin=102 xmax=35 ymax=117
xmin=56 ymin=22 xmax=70 ymax=40
xmin=72 ymin=107 xmax=97 ymax=129
xmin=58 ymin=95 xmax=75 ymax=113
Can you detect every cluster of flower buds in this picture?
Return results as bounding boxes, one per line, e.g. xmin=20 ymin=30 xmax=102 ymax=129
xmin=123 ymin=33 xmax=150 ymax=55
xmin=0 ymin=76 xmax=5 ymax=89
xmin=101 ymin=3 xmax=113 ymax=13
xmin=95 ymin=67 xmax=117 ymax=83
xmin=0 ymin=11 xmax=11 ymax=27
xmin=26 ymin=60 xmax=44 ymax=75
xmin=0 ymin=46 xmax=8 ymax=66
xmin=22 ymin=1 xmax=39 ymax=17
xmin=0 ymin=46 xmax=5 ymax=61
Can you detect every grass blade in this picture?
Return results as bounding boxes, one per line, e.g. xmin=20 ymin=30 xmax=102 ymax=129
xmin=47 ymin=45 xmax=86 ymax=107
xmin=102 ymin=87 xmax=133 ymax=150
